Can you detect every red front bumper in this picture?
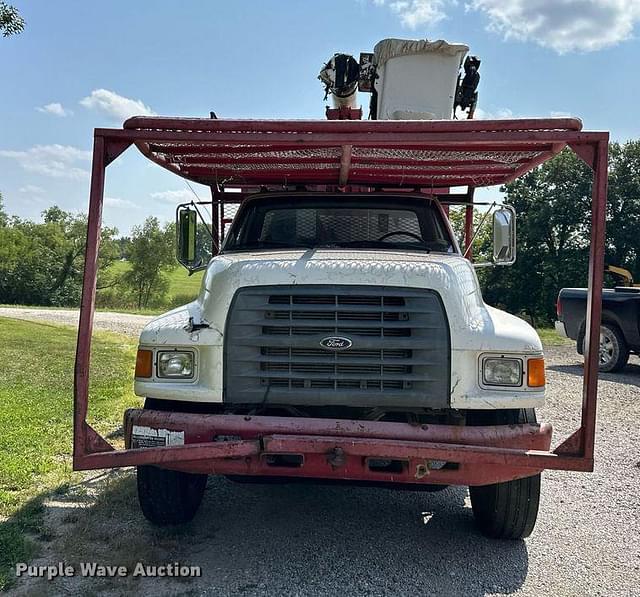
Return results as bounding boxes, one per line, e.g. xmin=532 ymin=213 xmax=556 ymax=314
xmin=73 ymin=409 xmax=564 ymax=487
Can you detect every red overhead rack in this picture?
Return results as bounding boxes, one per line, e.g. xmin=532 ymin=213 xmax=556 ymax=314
xmin=74 ymin=117 xmax=608 ymax=482
xmin=121 ymin=116 xmax=583 ymax=189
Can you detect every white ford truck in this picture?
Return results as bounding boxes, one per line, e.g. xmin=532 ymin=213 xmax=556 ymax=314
xmin=130 ymin=191 xmax=547 ymax=538
xmin=72 ymin=36 xmax=607 ymax=543
xmin=72 ymin=37 xmax=609 ymax=542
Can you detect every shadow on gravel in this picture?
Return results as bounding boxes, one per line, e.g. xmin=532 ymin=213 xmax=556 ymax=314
xmin=197 ymin=477 xmax=530 ymax=596
xmin=548 ymin=361 xmax=640 ymax=387
xmin=13 ymin=472 xmax=531 ymax=595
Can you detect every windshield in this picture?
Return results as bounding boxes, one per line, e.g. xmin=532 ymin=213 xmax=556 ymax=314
xmin=222 ymin=195 xmax=455 ymax=254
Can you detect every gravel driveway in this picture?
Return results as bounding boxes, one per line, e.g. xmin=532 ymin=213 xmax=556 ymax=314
xmin=0 ymin=307 xmax=153 ymax=337
xmin=4 ymin=309 xmax=640 ymax=596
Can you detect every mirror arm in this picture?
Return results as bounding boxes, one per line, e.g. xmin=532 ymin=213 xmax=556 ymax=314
xmin=186 ymin=259 xmax=207 ymax=276
xmin=463 ymin=201 xmax=496 ymax=259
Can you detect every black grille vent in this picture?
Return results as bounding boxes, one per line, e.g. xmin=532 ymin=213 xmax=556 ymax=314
xmin=224 ymin=285 xmax=450 ymax=408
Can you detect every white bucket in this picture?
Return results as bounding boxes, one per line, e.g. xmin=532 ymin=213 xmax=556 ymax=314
xmin=374 ymin=39 xmax=469 ymax=120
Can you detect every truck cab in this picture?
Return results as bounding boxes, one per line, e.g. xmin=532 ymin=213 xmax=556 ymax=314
xmin=131 ymin=190 xmax=546 ymax=538
xmin=136 ymin=192 xmax=544 ymax=413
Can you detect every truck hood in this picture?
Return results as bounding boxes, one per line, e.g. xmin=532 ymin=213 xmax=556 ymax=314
xmin=137 ymin=249 xmax=543 ymax=409
xmin=138 ymin=249 xmax=539 ymax=353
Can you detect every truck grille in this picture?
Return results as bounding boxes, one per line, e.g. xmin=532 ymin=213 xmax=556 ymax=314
xmin=224 ymin=285 xmax=450 ymax=408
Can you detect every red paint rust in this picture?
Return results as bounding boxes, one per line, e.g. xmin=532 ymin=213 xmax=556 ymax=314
xmin=123 ymin=410 xmax=553 ymax=450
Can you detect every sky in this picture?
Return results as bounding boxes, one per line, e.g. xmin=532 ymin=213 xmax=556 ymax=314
xmin=1 ymin=0 xmax=640 ymax=235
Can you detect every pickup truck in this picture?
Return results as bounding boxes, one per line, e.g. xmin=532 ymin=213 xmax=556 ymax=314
xmin=556 ymin=287 xmax=640 ymax=372
xmin=132 ymin=191 xmax=547 ymax=539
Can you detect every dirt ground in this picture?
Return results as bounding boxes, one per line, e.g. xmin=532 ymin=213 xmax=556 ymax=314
xmin=4 ymin=309 xmax=640 ymax=596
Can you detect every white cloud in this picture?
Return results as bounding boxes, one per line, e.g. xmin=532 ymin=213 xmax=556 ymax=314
xmin=16 ymin=184 xmax=47 ymax=205
xmin=473 ymin=107 xmax=514 ymax=119
xmin=467 ymin=0 xmax=640 ymax=53
xmin=373 ymin=0 xmax=448 ymax=27
xmin=460 ymin=107 xmax=578 ymax=120
xmin=370 ymin=0 xmax=640 ymax=53
xmin=80 ymin=89 xmax=156 ymax=121
xmin=104 ymin=196 xmax=139 ymax=208
xmin=36 ymin=102 xmax=72 ymax=117
xmin=0 ymin=144 xmax=91 ymax=180
xmin=455 ymin=105 xmax=513 ymax=119
xmin=19 ymin=184 xmax=46 ymax=194
xmin=150 ymin=189 xmax=194 ymax=203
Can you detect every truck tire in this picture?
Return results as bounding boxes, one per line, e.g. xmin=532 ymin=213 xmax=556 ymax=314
xmin=597 ymin=323 xmax=629 ymax=373
xmin=579 ymin=322 xmax=629 ymax=372
xmin=469 ymin=409 xmax=541 ymax=540
xmin=137 ymin=465 xmax=207 ymax=526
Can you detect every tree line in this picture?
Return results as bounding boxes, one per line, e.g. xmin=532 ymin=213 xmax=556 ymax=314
xmin=0 ymin=200 xmax=176 ymax=310
xmin=1 ymin=140 xmax=639 ymax=323
xmin=480 ymin=141 xmax=640 ymax=326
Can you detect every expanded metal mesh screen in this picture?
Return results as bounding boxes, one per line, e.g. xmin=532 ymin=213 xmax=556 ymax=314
xmin=129 ymin=117 xmax=579 ymax=187
xmin=259 ymin=207 xmax=424 ymax=246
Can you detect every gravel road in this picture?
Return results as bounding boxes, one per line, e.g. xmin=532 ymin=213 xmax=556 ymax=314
xmin=0 ymin=307 xmax=153 ymax=337
xmin=4 ymin=309 xmax=640 ymax=596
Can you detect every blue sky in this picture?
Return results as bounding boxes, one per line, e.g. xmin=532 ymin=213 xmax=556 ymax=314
xmin=1 ymin=0 xmax=639 ymax=235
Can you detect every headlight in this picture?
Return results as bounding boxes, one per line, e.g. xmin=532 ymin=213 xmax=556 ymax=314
xmin=157 ymin=351 xmax=194 ymax=379
xmin=482 ymin=357 xmax=523 ymax=387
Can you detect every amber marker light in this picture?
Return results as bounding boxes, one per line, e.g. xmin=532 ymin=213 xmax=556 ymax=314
xmin=528 ymin=358 xmax=546 ymax=387
xmin=135 ymin=349 xmax=153 ymax=378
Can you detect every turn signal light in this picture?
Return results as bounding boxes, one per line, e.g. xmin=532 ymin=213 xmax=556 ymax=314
xmin=135 ymin=349 xmax=153 ymax=378
xmin=527 ymin=358 xmax=545 ymax=387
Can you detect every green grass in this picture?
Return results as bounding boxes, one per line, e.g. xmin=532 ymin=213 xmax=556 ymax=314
xmin=108 ymin=261 xmax=204 ymax=308
xmin=537 ymin=327 xmax=572 ymax=346
xmin=0 ymin=317 xmax=142 ymax=590
xmin=167 ymin=265 xmax=204 ymax=298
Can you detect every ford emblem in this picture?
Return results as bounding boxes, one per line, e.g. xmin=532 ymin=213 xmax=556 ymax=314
xmin=320 ymin=336 xmax=353 ymax=351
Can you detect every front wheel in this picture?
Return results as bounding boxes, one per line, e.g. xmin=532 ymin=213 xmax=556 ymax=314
xmin=468 ymin=408 xmax=541 ymax=540
xmin=137 ymin=465 xmax=207 ymax=526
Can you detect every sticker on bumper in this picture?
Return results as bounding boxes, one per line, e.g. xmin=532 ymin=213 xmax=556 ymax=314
xmin=131 ymin=425 xmax=185 ymax=448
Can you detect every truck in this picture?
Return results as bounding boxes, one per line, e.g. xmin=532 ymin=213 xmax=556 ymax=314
xmin=72 ymin=38 xmax=610 ymax=541
xmin=556 ymin=276 xmax=640 ymax=372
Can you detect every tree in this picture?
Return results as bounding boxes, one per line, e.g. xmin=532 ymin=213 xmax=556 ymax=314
xmin=448 ymin=205 xmax=493 ymax=262
xmin=0 ymin=193 xmax=8 ymax=227
xmin=478 ymin=149 xmax=592 ymax=326
xmin=0 ymin=203 xmax=118 ymax=306
xmin=606 ymin=141 xmax=640 ymax=279
xmin=38 ymin=206 xmax=119 ymax=303
xmin=122 ymin=217 xmax=175 ymax=309
xmin=116 ymin=236 xmax=132 ymax=260
xmin=477 ymin=143 xmax=640 ymax=326
xmin=0 ymin=2 xmax=24 ymax=37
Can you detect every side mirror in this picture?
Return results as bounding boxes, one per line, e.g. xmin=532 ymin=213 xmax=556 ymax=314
xmin=176 ymin=207 xmax=201 ymax=272
xmin=492 ymin=206 xmax=516 ymax=265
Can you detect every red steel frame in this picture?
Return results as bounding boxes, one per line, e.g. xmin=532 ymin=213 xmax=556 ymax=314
xmin=73 ymin=118 xmax=608 ymax=486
